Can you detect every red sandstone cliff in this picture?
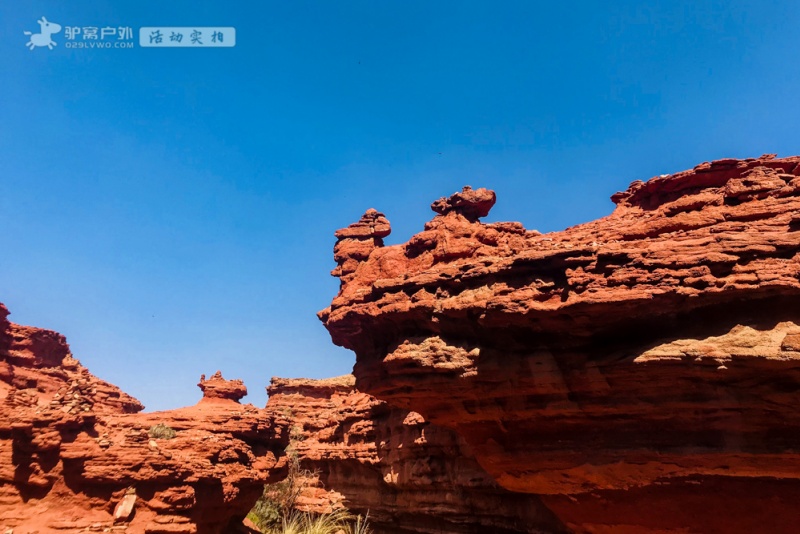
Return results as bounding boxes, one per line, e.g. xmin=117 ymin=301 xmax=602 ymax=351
xmin=0 ymin=304 xmax=287 ymax=534
xmin=266 ymin=375 xmax=565 ymax=534
xmin=320 ymin=155 xmax=800 ymax=533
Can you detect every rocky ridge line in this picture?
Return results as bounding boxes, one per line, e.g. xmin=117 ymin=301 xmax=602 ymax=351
xmin=0 ymin=303 xmax=288 ymax=534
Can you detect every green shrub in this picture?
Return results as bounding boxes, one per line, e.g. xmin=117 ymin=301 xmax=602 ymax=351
xmin=247 ymin=451 xmax=372 ymax=534
xmin=248 ymin=450 xmax=306 ymax=531
xmin=278 ymin=509 xmax=371 ymax=534
xmin=249 ymin=508 xmax=372 ymax=534
xmin=148 ymin=423 xmax=177 ymax=440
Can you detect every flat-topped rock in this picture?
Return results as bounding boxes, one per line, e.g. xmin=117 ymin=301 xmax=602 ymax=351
xmin=198 ymin=370 xmax=247 ymax=403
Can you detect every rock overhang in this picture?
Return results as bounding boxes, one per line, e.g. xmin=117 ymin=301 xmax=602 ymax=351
xmin=318 ymin=155 xmax=800 ymax=532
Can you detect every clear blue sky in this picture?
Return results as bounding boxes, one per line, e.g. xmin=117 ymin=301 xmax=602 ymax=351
xmin=1 ymin=1 xmax=798 ymax=411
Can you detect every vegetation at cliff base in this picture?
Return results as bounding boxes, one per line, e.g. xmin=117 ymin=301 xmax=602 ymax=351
xmin=247 ymin=447 xmax=371 ymax=534
xmin=255 ymin=508 xmax=371 ymax=534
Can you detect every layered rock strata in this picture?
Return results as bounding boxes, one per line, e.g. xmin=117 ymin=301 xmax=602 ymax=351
xmin=266 ymin=376 xmax=565 ymax=534
xmin=320 ymin=155 xmax=800 ymax=533
xmin=0 ymin=303 xmax=286 ymax=534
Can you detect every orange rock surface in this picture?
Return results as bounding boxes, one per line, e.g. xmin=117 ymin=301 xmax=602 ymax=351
xmin=266 ymin=375 xmax=565 ymax=533
xmin=320 ymin=155 xmax=800 ymax=533
xmin=0 ymin=303 xmax=286 ymax=534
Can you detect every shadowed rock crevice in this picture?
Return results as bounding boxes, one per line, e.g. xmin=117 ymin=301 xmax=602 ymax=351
xmin=266 ymin=376 xmax=567 ymax=534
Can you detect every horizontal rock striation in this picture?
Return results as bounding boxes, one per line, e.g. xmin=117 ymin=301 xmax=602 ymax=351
xmin=320 ymin=155 xmax=800 ymax=533
xmin=0 ymin=303 xmax=287 ymax=534
xmin=266 ymin=376 xmax=565 ymax=534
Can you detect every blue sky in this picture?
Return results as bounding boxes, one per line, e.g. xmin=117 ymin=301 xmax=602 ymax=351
xmin=1 ymin=1 xmax=798 ymax=411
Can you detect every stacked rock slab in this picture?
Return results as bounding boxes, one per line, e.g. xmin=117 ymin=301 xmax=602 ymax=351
xmin=266 ymin=375 xmax=566 ymax=534
xmin=0 ymin=303 xmax=287 ymax=534
xmin=320 ymin=156 xmax=800 ymax=533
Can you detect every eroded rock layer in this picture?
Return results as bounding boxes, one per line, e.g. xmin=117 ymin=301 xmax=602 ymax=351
xmin=0 ymin=303 xmax=287 ymax=534
xmin=266 ymin=376 xmax=565 ymax=534
xmin=320 ymin=155 xmax=800 ymax=533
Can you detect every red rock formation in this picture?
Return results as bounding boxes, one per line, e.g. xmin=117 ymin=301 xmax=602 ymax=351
xmin=266 ymin=376 xmax=565 ymax=534
xmin=320 ymin=155 xmax=800 ymax=533
xmin=0 ymin=303 xmax=143 ymax=416
xmin=332 ymin=208 xmax=393 ymax=284
xmin=0 ymin=303 xmax=287 ymax=534
xmin=199 ymin=371 xmax=248 ymax=403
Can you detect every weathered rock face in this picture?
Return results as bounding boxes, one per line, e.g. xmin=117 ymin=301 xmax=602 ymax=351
xmin=320 ymin=155 xmax=800 ymax=533
xmin=266 ymin=376 xmax=565 ymax=534
xmin=0 ymin=303 xmax=143 ymax=416
xmin=0 ymin=303 xmax=287 ymax=534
